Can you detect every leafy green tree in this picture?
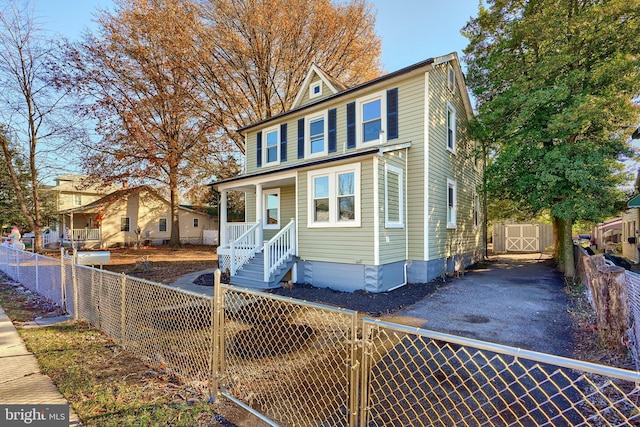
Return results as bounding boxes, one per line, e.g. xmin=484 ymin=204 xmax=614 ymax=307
xmin=463 ymin=0 xmax=640 ymax=278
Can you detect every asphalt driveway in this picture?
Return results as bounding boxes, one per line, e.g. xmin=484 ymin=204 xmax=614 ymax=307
xmin=397 ymin=253 xmax=574 ymax=358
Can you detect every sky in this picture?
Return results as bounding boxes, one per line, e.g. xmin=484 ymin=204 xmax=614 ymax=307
xmin=31 ymin=0 xmax=481 ymax=73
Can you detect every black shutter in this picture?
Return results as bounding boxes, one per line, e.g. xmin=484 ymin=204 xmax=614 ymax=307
xmin=387 ymin=88 xmax=398 ymax=140
xmin=297 ymin=118 xmax=305 ymax=159
xmin=280 ymin=123 xmax=287 ymax=162
xmin=256 ymin=131 xmax=262 ymax=168
xmin=346 ymin=102 xmax=355 ymax=148
xmin=328 ymin=108 xmax=337 ymax=153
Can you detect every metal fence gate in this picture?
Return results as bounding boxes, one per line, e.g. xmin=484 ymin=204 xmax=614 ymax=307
xmin=2 ymin=246 xmax=640 ymax=426
xmin=505 ymin=224 xmax=540 ymax=252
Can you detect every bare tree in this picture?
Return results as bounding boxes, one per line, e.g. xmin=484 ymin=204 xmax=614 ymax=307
xmin=195 ymin=0 xmax=383 ymax=153
xmin=0 ymin=0 xmax=72 ymax=251
xmin=60 ymin=0 xmax=227 ymax=247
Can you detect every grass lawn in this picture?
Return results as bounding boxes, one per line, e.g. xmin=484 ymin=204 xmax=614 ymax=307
xmin=0 ymin=280 xmax=265 ymax=427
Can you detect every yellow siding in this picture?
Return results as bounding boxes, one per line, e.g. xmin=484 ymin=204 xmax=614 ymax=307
xmin=427 ymin=63 xmax=482 ymax=261
xmin=297 ymin=159 xmax=376 ymax=265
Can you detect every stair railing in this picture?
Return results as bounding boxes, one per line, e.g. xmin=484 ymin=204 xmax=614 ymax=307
xmin=264 ymin=219 xmax=296 ymax=282
xmin=230 ymin=222 xmax=261 ymax=276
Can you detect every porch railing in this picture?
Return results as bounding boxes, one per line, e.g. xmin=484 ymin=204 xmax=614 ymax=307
xmin=226 ymin=222 xmax=258 ymax=244
xmin=264 ymin=219 xmax=296 ymax=282
xmin=68 ymin=228 xmax=101 ymax=241
xmin=230 ymin=222 xmax=261 ymax=276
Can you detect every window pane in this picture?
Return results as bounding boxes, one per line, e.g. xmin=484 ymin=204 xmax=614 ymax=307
xmin=310 ymin=118 xmax=324 ymax=153
xmin=363 ymin=99 xmax=381 ymax=122
xmin=193 ymin=218 xmax=199 ymax=227
xmin=363 ymin=120 xmax=381 ymax=142
xmin=159 ymin=218 xmax=167 ymax=232
xmin=338 ymin=173 xmax=354 ymax=196
xmin=266 ymin=193 xmax=279 ymax=225
xmin=338 ymin=196 xmax=355 ymax=221
xmin=121 ymin=217 xmax=129 ymax=232
xmin=315 ymin=198 xmax=329 ymax=222
xmin=267 ymin=146 xmax=278 ymax=163
xmin=266 ymin=130 xmax=278 ymax=147
xmin=314 ymin=176 xmax=329 ymax=198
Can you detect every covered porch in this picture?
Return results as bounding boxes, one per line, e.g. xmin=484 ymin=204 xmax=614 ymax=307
xmin=60 ymin=210 xmax=103 ymax=249
xmin=216 ymin=173 xmax=297 ymax=289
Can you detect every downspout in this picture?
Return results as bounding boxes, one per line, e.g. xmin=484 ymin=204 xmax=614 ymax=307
xmin=389 ymin=148 xmax=410 ymax=291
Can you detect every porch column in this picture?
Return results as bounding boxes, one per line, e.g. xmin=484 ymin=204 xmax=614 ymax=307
xmin=220 ymin=190 xmax=228 ymax=246
xmin=256 ymin=183 xmax=263 ymax=243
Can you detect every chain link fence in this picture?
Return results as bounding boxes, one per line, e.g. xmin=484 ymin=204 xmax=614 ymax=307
xmin=1 ymin=244 xmax=640 ymax=425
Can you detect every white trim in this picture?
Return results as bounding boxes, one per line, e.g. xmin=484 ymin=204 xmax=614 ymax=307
xmin=193 ymin=217 xmax=199 ymax=228
xmin=305 ymin=110 xmax=328 ymax=159
xmin=447 ymin=178 xmax=457 ymax=229
xmin=356 ymin=90 xmax=387 ymax=147
xmin=262 ymin=125 xmax=281 ymax=166
xmin=309 ymin=81 xmax=322 ymax=99
xmin=215 ymin=170 xmax=297 ymax=192
xmin=307 ymin=163 xmax=361 ymax=228
xmin=291 ymin=64 xmax=341 ymax=109
xmin=424 ymin=71 xmax=430 ymax=261
xmin=446 ymin=102 xmax=457 ymax=154
xmin=263 ymin=188 xmax=281 ymax=230
xmin=384 ymin=164 xmax=404 ymax=228
xmin=373 ymin=156 xmax=380 ymax=265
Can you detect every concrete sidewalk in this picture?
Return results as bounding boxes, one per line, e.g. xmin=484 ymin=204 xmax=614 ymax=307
xmin=0 ymin=307 xmax=81 ymax=426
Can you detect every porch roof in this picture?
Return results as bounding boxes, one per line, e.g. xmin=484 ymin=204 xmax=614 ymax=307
xmin=209 ymin=147 xmax=379 ymax=189
xmin=628 ymin=194 xmax=640 ymax=208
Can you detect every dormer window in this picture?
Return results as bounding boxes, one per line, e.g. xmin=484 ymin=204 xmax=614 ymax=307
xmin=310 ymin=81 xmax=322 ymax=99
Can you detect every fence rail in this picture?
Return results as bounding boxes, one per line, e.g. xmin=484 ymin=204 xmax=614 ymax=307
xmin=1 ymin=245 xmax=640 ymax=426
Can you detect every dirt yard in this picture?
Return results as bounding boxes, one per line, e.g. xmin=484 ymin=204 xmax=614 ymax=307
xmin=47 ymin=244 xmax=218 ymax=285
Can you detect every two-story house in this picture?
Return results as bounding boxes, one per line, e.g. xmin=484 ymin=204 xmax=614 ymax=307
xmin=211 ymin=52 xmax=483 ymax=292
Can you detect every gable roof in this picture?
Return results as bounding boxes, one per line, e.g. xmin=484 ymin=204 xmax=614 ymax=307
xmin=291 ymin=64 xmax=347 ymax=109
xmin=59 ymin=185 xmax=210 ymax=217
xmin=239 ymin=52 xmax=472 ymax=133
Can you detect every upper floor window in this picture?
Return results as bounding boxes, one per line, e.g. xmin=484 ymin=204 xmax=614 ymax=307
xmin=306 ymin=111 xmax=327 ymax=158
xmin=447 ymin=103 xmax=456 ymax=153
xmin=310 ymin=81 xmax=322 ymax=99
xmin=159 ymin=217 xmax=167 ymax=232
xmin=447 ymin=179 xmax=457 ymax=229
xmin=308 ymin=163 xmax=361 ymax=227
xmin=74 ymin=194 xmax=82 ymax=206
xmin=264 ymin=126 xmax=279 ymax=165
xmin=357 ymin=91 xmax=386 ymax=146
xmin=193 ymin=218 xmax=199 ymax=228
xmin=121 ymin=217 xmax=130 ymax=232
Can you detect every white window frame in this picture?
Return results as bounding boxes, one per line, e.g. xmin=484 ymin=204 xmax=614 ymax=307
xmin=448 ymin=64 xmax=456 ymax=93
xmin=446 ymin=102 xmax=457 ymax=154
xmin=307 ymin=163 xmax=361 ymax=228
xmin=74 ymin=194 xmax=82 ymax=206
xmin=263 ymin=188 xmax=281 ymax=230
xmin=447 ymin=179 xmax=457 ymax=229
xmin=159 ymin=217 xmax=167 ymax=232
xmin=305 ymin=111 xmax=328 ymax=159
xmin=385 ymin=164 xmax=404 ymax=228
xmin=263 ymin=125 xmax=280 ymax=166
xmin=310 ymin=81 xmax=322 ymax=99
xmin=193 ymin=218 xmax=199 ymax=228
xmin=356 ymin=90 xmax=386 ymax=147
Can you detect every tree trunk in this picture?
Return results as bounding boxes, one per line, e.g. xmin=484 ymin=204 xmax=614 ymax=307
xmin=557 ymin=217 xmax=576 ymax=279
xmin=168 ymin=166 xmax=181 ymax=248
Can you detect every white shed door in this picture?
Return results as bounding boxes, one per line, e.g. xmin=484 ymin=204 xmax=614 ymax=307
xmin=505 ymin=224 xmax=540 ymax=252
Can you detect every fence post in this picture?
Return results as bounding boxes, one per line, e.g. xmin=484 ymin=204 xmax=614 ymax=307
xmin=72 ymin=252 xmax=78 ymax=321
xmin=60 ymin=248 xmax=66 ymax=312
xmin=35 ymin=254 xmax=39 ymax=292
xmin=120 ymin=273 xmax=126 ymax=346
xmin=210 ymin=269 xmax=222 ymax=402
